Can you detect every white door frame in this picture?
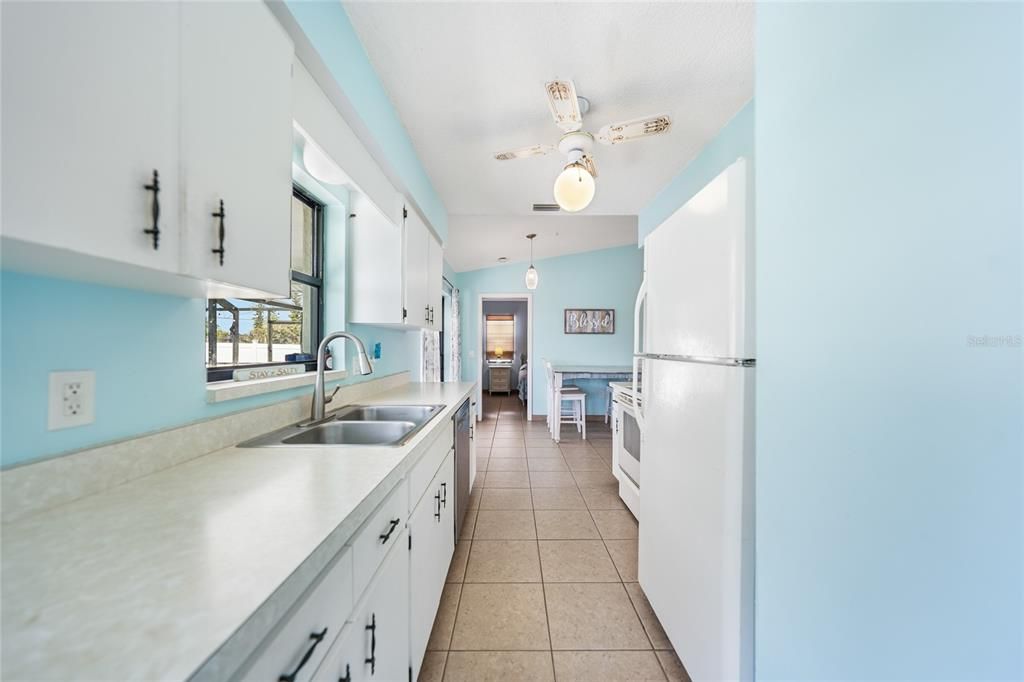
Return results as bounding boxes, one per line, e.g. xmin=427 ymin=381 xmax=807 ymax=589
xmin=477 ymin=293 xmax=534 ymax=420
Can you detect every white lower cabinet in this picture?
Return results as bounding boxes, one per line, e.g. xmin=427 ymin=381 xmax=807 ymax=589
xmin=408 ymin=451 xmax=455 ymax=680
xmin=315 ymin=529 xmax=410 ymax=682
xmin=239 ymin=548 xmax=353 ymax=682
xmin=243 ymin=427 xmax=459 ymax=682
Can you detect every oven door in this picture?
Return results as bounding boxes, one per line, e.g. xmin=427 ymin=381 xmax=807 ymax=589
xmin=619 ymin=404 xmax=641 ymax=488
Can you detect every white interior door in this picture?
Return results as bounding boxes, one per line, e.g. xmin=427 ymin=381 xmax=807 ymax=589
xmin=638 ymin=357 xmax=755 ymax=682
xmin=644 ymin=158 xmax=753 ymax=359
xmin=181 ymin=0 xmax=293 ymax=298
xmin=1 ymin=1 xmax=182 ymax=273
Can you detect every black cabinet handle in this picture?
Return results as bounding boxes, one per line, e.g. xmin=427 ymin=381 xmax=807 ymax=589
xmin=379 ymin=518 xmax=400 ymax=544
xmin=434 ymin=491 xmax=441 ymax=521
xmin=211 ymin=199 xmax=226 ymax=266
xmin=440 ymin=482 xmax=447 ymax=508
xmin=338 ymin=663 xmax=351 ymax=682
xmin=143 ymin=169 xmax=161 ymax=250
xmin=365 ymin=614 xmax=377 ymax=675
xmin=278 ymin=627 xmax=328 ymax=682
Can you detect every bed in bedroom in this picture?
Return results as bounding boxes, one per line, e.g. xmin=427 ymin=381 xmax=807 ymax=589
xmin=518 ymin=356 xmax=528 ymax=405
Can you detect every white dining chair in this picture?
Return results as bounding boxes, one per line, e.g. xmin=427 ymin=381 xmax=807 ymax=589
xmin=545 ymin=361 xmax=586 ymax=442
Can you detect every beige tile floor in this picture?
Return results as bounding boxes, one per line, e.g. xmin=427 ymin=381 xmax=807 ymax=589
xmin=419 ymin=396 xmax=691 ymax=682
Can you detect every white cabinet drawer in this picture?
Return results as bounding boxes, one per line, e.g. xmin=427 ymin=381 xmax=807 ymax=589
xmin=408 ymin=425 xmax=454 ymax=511
xmin=314 ymin=529 xmax=410 ymax=682
xmin=240 ymin=547 xmax=353 ymax=682
xmin=352 ymin=479 xmax=408 ymax=599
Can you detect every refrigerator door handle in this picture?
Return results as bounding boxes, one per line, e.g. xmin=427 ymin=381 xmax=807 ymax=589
xmin=632 ymin=274 xmax=648 ymax=436
xmin=633 ymin=274 xmax=648 ymax=356
xmin=632 ymin=353 xmax=645 ymax=435
xmin=636 ymin=352 xmax=756 ymax=368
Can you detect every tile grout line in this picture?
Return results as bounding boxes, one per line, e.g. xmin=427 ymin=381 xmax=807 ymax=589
xmin=518 ymin=398 xmax=559 ymax=679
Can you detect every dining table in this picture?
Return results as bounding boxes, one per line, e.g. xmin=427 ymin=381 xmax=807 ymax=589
xmin=549 ymin=364 xmax=635 ymax=386
xmin=547 ymin=363 xmax=637 ymax=439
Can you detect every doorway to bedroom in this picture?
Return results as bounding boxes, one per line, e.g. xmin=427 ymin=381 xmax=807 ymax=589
xmin=477 ymin=294 xmax=533 ymax=420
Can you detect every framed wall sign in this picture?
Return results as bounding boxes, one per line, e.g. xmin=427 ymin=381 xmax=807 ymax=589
xmin=564 ymin=309 xmax=615 ymax=334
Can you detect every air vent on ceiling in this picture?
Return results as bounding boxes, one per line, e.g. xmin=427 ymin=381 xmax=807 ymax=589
xmin=532 ymin=203 xmax=561 ymax=212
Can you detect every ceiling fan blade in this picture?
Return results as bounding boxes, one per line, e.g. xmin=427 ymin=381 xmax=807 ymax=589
xmin=494 ymin=144 xmax=556 ymax=161
xmin=545 ymin=79 xmax=583 ymax=132
xmin=596 ymin=114 xmax=672 ymax=145
xmin=580 ymin=153 xmax=598 ymax=179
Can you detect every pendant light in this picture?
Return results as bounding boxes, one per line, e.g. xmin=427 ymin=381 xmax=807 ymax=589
xmin=524 ymin=233 xmax=539 ymax=290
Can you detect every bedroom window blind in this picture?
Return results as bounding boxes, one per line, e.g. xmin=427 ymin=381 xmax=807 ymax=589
xmin=485 ymin=315 xmax=514 ymax=359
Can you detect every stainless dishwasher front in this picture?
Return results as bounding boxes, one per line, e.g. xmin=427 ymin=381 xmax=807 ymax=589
xmin=454 ymin=398 xmax=472 ymax=542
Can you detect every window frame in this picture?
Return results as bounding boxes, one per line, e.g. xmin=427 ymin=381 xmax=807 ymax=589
xmin=484 ymin=314 xmax=515 ymax=361
xmin=205 ymin=186 xmax=326 ymax=382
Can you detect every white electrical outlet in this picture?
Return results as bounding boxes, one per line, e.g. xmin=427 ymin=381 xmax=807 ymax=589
xmin=48 ymin=371 xmax=95 ymax=430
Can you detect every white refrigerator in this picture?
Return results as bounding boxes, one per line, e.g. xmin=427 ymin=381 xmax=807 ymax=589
xmin=635 ymin=158 xmax=755 ymax=682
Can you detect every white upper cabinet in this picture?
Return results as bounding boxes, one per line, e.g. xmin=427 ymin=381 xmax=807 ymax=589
xmin=349 ymin=199 xmax=444 ymax=330
xmin=427 ymin=234 xmax=444 ymax=331
xmin=403 ymin=207 xmax=431 ymax=328
xmin=180 ymin=1 xmax=293 ymax=299
xmin=347 ymin=193 xmax=404 ymax=325
xmin=1 ymin=1 xmax=182 ymax=275
xmin=1 ymin=1 xmax=294 ymax=298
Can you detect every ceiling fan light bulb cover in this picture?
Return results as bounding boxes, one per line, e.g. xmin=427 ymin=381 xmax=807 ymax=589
xmin=553 ymin=164 xmax=595 ymax=212
xmin=525 ymin=265 xmax=539 ymax=290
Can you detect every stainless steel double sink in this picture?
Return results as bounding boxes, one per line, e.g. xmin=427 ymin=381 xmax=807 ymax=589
xmin=238 ymin=404 xmax=446 ymax=448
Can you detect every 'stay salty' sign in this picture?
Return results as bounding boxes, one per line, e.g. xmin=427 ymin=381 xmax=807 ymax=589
xmin=233 ymin=365 xmax=306 ymax=382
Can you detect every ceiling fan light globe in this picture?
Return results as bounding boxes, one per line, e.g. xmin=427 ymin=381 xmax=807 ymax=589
xmin=553 ymin=164 xmax=595 ymax=212
xmin=525 ymin=265 xmax=539 ymax=290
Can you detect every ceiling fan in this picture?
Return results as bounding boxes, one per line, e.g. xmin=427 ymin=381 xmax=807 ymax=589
xmin=494 ymin=79 xmax=672 ymax=212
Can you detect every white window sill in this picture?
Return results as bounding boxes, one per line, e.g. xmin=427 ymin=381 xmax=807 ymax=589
xmin=206 ymin=369 xmax=349 ymax=404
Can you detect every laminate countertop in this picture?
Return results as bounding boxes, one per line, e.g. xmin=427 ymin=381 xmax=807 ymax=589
xmin=1 ymin=381 xmax=476 ymax=682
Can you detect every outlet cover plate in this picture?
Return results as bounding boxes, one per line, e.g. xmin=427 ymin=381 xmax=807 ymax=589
xmin=48 ymin=370 xmax=95 ymax=430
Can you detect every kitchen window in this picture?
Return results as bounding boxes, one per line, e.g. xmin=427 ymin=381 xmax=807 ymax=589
xmin=205 ymin=187 xmax=324 ymax=382
xmin=485 ymin=314 xmax=515 ymax=361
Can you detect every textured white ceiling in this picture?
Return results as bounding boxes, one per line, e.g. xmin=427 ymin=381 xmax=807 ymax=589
xmin=344 ymin=1 xmax=753 ymax=259
xmin=446 ymin=214 xmax=638 ymax=272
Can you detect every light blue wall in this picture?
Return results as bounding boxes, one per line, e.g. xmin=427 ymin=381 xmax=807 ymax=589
xmin=639 ymin=100 xmax=753 ymax=243
xmin=0 ymin=190 xmax=421 ymax=467
xmin=455 ymin=245 xmax=643 ymax=416
xmin=0 ymin=269 xmax=418 ymax=468
xmin=756 ymin=3 xmax=1023 ymax=680
xmin=283 ymin=0 xmax=448 ymax=241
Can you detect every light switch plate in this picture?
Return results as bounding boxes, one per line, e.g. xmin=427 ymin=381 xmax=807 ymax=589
xmin=48 ymin=371 xmax=95 ymax=430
